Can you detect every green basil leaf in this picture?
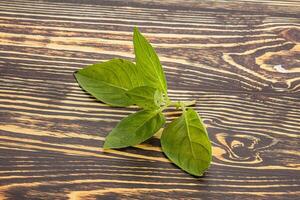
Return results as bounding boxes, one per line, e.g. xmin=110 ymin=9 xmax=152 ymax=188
xmin=133 ymin=27 xmax=167 ymax=95
xmin=126 ymin=86 xmax=163 ymax=110
xmin=74 ymin=59 xmax=143 ymax=107
xmin=161 ymin=108 xmax=212 ymax=176
xmin=103 ymin=110 xmax=165 ymax=149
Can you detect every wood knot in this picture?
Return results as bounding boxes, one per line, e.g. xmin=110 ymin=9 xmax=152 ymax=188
xmin=279 ymin=28 xmax=300 ymax=43
xmin=270 ymin=81 xmax=290 ymax=92
xmin=213 ymin=132 xmax=277 ymax=165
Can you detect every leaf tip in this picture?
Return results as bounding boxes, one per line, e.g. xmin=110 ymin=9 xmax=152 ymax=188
xmin=102 ymin=141 xmax=111 ymax=149
xmin=133 ymin=26 xmax=139 ymax=33
xmin=73 ymin=70 xmax=80 ymax=81
xmin=133 ymin=27 xmax=142 ymax=39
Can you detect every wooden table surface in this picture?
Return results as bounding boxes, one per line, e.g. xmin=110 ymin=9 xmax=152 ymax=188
xmin=0 ymin=0 xmax=300 ymax=199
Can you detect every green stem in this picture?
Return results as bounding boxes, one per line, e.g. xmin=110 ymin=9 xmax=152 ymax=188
xmin=180 ymin=101 xmax=186 ymax=113
xmin=181 ymin=100 xmax=196 ymax=107
xmin=169 ymin=100 xmax=196 ymax=108
xmin=160 ymin=100 xmax=196 ymax=112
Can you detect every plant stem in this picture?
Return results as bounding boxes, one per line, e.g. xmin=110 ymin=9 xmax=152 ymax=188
xmin=160 ymin=100 xmax=196 ymax=112
xmin=182 ymin=100 xmax=196 ymax=107
xmin=169 ymin=100 xmax=196 ymax=108
xmin=180 ymin=100 xmax=186 ymax=110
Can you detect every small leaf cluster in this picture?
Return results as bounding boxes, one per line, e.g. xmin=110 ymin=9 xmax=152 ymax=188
xmin=74 ymin=27 xmax=212 ymax=176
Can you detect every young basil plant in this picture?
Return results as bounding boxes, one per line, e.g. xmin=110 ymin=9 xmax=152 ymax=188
xmin=74 ymin=27 xmax=212 ymax=176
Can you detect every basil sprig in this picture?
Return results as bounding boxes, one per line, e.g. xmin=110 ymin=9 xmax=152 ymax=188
xmin=74 ymin=27 xmax=212 ymax=176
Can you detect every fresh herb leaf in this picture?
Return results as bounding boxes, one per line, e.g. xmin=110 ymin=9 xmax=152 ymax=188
xmin=74 ymin=27 xmax=212 ymax=177
xmin=161 ymin=108 xmax=212 ymax=176
xmin=103 ymin=109 xmax=165 ymax=149
xmin=133 ymin=27 xmax=168 ymax=96
xmin=126 ymin=86 xmax=163 ymax=110
xmin=74 ymin=59 xmax=143 ymax=107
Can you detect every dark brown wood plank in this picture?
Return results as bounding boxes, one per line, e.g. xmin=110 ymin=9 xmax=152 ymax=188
xmin=0 ymin=0 xmax=299 ymax=199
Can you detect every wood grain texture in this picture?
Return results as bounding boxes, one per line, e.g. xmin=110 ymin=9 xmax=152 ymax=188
xmin=0 ymin=0 xmax=299 ymax=199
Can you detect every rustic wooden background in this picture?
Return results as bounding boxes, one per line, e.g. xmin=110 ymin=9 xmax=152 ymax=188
xmin=0 ymin=0 xmax=299 ymax=199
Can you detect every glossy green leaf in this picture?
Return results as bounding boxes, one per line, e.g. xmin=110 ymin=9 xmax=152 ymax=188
xmin=74 ymin=59 xmax=143 ymax=107
xmin=103 ymin=110 xmax=165 ymax=149
xmin=161 ymin=108 xmax=212 ymax=176
xmin=133 ymin=27 xmax=167 ymax=95
xmin=126 ymin=86 xmax=163 ymax=110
